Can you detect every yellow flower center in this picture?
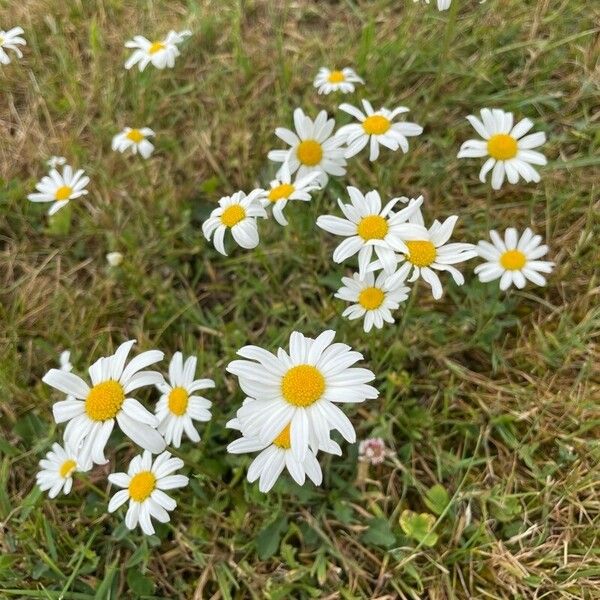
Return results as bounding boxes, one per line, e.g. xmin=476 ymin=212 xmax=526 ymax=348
xmin=281 ymin=364 xmax=325 ymax=407
xmin=168 ymin=386 xmax=189 ymax=416
xmin=59 ymin=459 xmax=77 ymax=479
xmin=273 ymin=423 xmax=291 ymax=449
xmin=128 ymin=471 xmax=156 ymax=502
xmin=221 ymin=204 xmax=246 ymax=227
xmin=126 ymin=129 xmax=144 ymax=143
xmin=406 ymin=240 xmax=437 ymax=267
xmin=358 ymin=287 xmax=385 ymax=310
xmin=296 ymin=140 xmax=323 ymax=166
xmin=148 ymin=41 xmax=165 ymax=55
xmin=327 ymin=70 xmax=345 ymax=83
xmin=357 ymin=215 xmax=388 ymax=240
xmin=500 ymin=249 xmax=526 ymax=270
xmin=268 ymin=183 xmax=295 ymax=203
xmin=85 ymin=380 xmax=125 ymax=421
xmin=362 ymin=115 xmax=391 ymax=135
xmin=54 ymin=186 xmax=72 ymax=201
xmin=487 ymin=134 xmax=518 ymax=160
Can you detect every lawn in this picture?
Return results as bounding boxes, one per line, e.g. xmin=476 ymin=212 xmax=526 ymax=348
xmin=1 ymin=0 xmax=599 ymax=598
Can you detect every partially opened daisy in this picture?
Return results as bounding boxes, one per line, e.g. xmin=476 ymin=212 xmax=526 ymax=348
xmin=108 ymin=450 xmax=188 ymax=535
xmin=335 ymin=270 xmax=410 ymax=332
xmin=202 ymin=190 xmax=267 ymax=256
xmin=313 ymin=67 xmax=364 ymax=95
xmin=337 ymin=100 xmax=423 ymax=161
xmin=155 ymin=352 xmax=214 ymax=448
xmin=124 ymin=30 xmax=191 ymax=71
xmin=36 ymin=442 xmax=90 ymax=499
xmin=474 ymin=228 xmax=554 ymax=290
xmin=27 ymin=165 xmax=90 ymax=216
xmin=112 ymin=127 xmax=155 ymax=159
xmin=457 ymin=108 xmax=547 ymax=190
xmin=316 ymin=187 xmax=424 ymax=276
xmin=267 ymin=108 xmax=347 ymax=186
xmin=0 ymin=27 xmax=26 ymax=64
xmin=43 ymin=340 xmax=166 ymax=466
xmin=227 ymin=330 xmax=378 ymax=459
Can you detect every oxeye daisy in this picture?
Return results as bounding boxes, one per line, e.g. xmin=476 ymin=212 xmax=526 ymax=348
xmin=474 ymin=228 xmax=554 ymax=290
xmin=457 ymin=108 xmax=547 ymax=190
xmin=46 ymin=156 xmax=66 ymax=169
xmin=124 ymin=30 xmax=191 ymax=71
xmin=226 ymin=330 xmax=378 ymax=460
xmin=202 ymin=190 xmax=267 ymax=256
xmin=0 ymin=27 xmax=26 ymax=64
xmin=106 ymin=252 xmax=124 ymax=267
xmin=112 ymin=127 xmax=155 ymax=159
xmin=36 ymin=442 xmax=90 ymax=499
xmin=267 ymin=108 xmax=347 ymax=186
xmin=416 ymin=0 xmax=452 ymax=9
xmin=155 ymin=352 xmax=214 ymax=448
xmin=337 ymin=99 xmax=423 ymax=162
xmin=335 ymin=270 xmax=410 ymax=333
xmin=316 ymin=186 xmax=425 ymax=276
xmin=108 ymin=450 xmax=188 ymax=536
xmin=27 ymin=165 xmax=90 ymax=216
xmin=313 ymin=67 xmax=364 ymax=95
xmin=42 ymin=340 xmax=166 ymax=467
xmin=59 ymin=350 xmax=72 ymax=372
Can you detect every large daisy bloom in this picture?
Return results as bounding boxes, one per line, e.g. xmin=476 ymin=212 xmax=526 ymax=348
xmin=335 ymin=270 xmax=410 ymax=333
xmin=0 ymin=27 xmax=26 ymax=64
xmin=257 ymin=162 xmax=321 ymax=226
xmin=124 ymin=30 xmax=191 ymax=71
xmin=457 ymin=108 xmax=547 ymax=190
xmin=112 ymin=127 xmax=155 ymax=159
xmin=155 ymin=352 xmax=214 ymax=448
xmin=267 ymin=108 xmax=347 ymax=187
xmin=226 ymin=330 xmax=378 ymax=459
xmin=27 ymin=165 xmax=90 ymax=216
xmin=43 ymin=340 xmax=166 ymax=466
xmin=474 ymin=228 xmax=554 ymax=290
xmin=316 ymin=187 xmax=425 ymax=276
xmin=36 ymin=442 xmax=90 ymax=499
xmin=313 ymin=67 xmax=364 ymax=95
xmin=108 ymin=450 xmax=188 ymax=536
xmin=337 ymin=100 xmax=423 ymax=162
xmin=202 ymin=190 xmax=267 ymax=256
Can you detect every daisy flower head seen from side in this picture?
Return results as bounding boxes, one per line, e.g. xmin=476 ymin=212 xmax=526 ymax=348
xmin=0 ymin=27 xmax=26 ymax=64
xmin=43 ymin=340 xmax=166 ymax=467
xmin=27 ymin=165 xmax=90 ymax=216
xmin=337 ymin=99 xmax=423 ymax=162
xmin=267 ymin=108 xmax=347 ymax=187
xmin=313 ymin=67 xmax=364 ymax=95
xmin=108 ymin=450 xmax=188 ymax=536
xmin=36 ymin=442 xmax=90 ymax=499
xmin=227 ymin=330 xmax=378 ymax=460
xmin=474 ymin=228 xmax=554 ymax=290
xmin=112 ymin=127 xmax=155 ymax=159
xmin=124 ymin=30 xmax=191 ymax=71
xmin=202 ymin=190 xmax=267 ymax=256
xmin=155 ymin=352 xmax=214 ymax=448
xmin=457 ymin=108 xmax=547 ymax=190
xmin=316 ymin=186 xmax=425 ymax=276
xmin=335 ymin=270 xmax=410 ymax=333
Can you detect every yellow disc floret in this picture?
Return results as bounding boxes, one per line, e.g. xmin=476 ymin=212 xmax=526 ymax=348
xmin=273 ymin=423 xmax=291 ymax=449
xmin=59 ymin=459 xmax=77 ymax=479
xmin=297 ymin=140 xmax=323 ymax=166
xmin=281 ymin=365 xmax=325 ymax=407
xmin=148 ymin=41 xmax=165 ymax=55
xmin=487 ymin=134 xmax=518 ymax=160
xmin=328 ymin=70 xmax=345 ymax=83
xmin=168 ymin=386 xmax=189 ymax=416
xmin=406 ymin=240 xmax=437 ymax=267
xmin=362 ymin=115 xmax=391 ymax=135
xmin=126 ymin=129 xmax=144 ymax=143
xmin=268 ymin=183 xmax=295 ymax=203
xmin=85 ymin=380 xmax=125 ymax=421
xmin=221 ymin=204 xmax=246 ymax=227
xmin=54 ymin=186 xmax=73 ymax=201
xmin=358 ymin=287 xmax=385 ymax=310
xmin=128 ymin=471 xmax=156 ymax=502
xmin=500 ymin=249 xmax=526 ymax=270
xmin=357 ymin=215 xmax=388 ymax=240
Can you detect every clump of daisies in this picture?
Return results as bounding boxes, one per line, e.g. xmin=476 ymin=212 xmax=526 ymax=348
xmin=124 ymin=30 xmax=191 ymax=71
xmin=0 ymin=26 xmax=26 ymax=64
xmin=313 ymin=67 xmax=364 ymax=95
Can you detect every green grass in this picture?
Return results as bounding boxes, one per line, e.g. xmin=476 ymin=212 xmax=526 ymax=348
xmin=1 ymin=0 xmax=599 ymax=598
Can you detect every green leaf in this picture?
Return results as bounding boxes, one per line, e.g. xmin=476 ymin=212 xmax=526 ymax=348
xmin=126 ymin=568 xmax=155 ymax=596
xmin=400 ymin=510 xmax=438 ymax=547
xmin=360 ymin=517 xmax=396 ymax=548
xmin=255 ymin=515 xmax=288 ymax=560
xmin=424 ymin=484 xmax=450 ymax=516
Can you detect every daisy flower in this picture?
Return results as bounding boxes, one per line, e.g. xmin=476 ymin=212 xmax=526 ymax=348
xmin=337 ymin=99 xmax=423 ymax=162
xmin=0 ymin=27 xmax=26 ymax=64
xmin=42 ymin=340 xmax=166 ymax=467
xmin=27 ymin=165 xmax=90 ymax=216
xmin=457 ymin=108 xmax=547 ymax=190
xmin=202 ymin=190 xmax=267 ymax=256
xmin=112 ymin=127 xmax=155 ymax=159
xmin=46 ymin=156 xmax=66 ymax=169
xmin=257 ymin=162 xmax=321 ymax=226
xmin=106 ymin=252 xmax=124 ymax=267
xmin=474 ymin=228 xmax=554 ymax=290
xmin=226 ymin=330 xmax=378 ymax=459
xmin=316 ymin=186 xmax=425 ymax=276
xmin=267 ymin=108 xmax=347 ymax=186
xmin=36 ymin=442 xmax=90 ymax=499
xmin=358 ymin=437 xmax=388 ymax=465
xmin=155 ymin=352 xmax=214 ymax=448
xmin=313 ymin=67 xmax=364 ymax=95
xmin=335 ymin=270 xmax=410 ymax=333
xmin=108 ymin=450 xmax=188 ymax=536
xmin=124 ymin=30 xmax=191 ymax=71
xmin=414 ymin=0 xmax=452 ymax=9
xmin=59 ymin=350 xmax=72 ymax=372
